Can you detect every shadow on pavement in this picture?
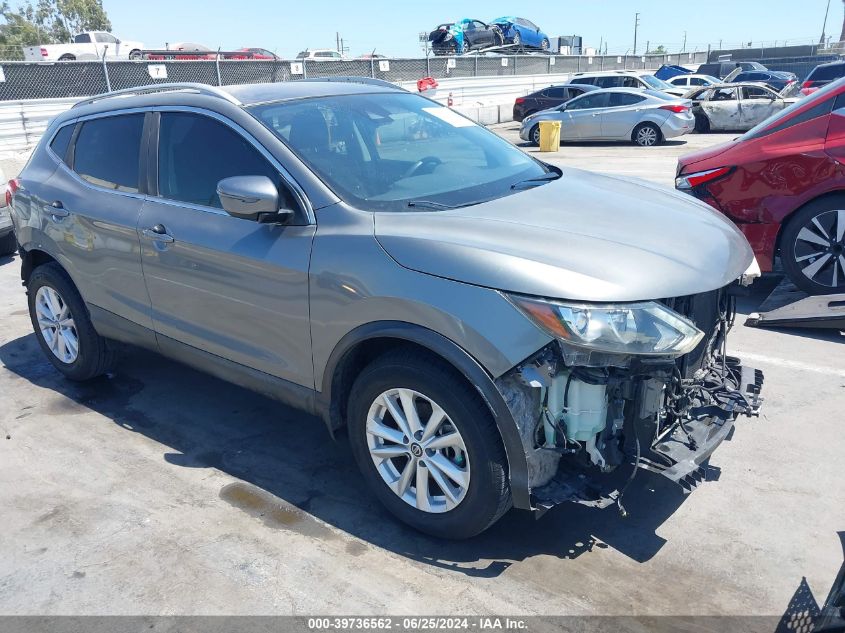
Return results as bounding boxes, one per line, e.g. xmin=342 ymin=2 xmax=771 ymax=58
xmin=0 ymin=332 xmax=692 ymax=578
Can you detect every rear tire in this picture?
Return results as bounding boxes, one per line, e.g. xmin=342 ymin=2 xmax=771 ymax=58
xmin=695 ymin=113 xmax=711 ymax=133
xmin=27 ymin=262 xmax=116 ymax=381
xmin=632 ymin=122 xmax=662 ymax=146
xmin=347 ymin=349 xmax=511 ymax=539
xmin=129 ymin=49 xmax=142 ymax=60
xmin=780 ymin=196 xmax=845 ymax=295
xmin=0 ymin=231 xmax=16 ymax=256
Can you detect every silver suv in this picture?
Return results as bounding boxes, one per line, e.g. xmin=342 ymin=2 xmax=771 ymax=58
xmin=9 ymin=81 xmax=763 ymax=538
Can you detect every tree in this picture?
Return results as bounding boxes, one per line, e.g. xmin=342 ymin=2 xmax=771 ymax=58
xmin=647 ymin=44 xmax=667 ymax=54
xmin=0 ymin=0 xmax=111 ymax=58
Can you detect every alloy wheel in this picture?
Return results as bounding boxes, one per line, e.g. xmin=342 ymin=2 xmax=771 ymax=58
xmin=792 ymin=209 xmax=845 ymax=290
xmin=531 ymin=125 xmax=541 ymax=145
xmin=366 ymin=388 xmax=470 ymax=514
xmin=636 ymin=125 xmax=659 ymax=146
xmin=35 ymin=286 xmax=79 ymax=364
xmin=541 ymin=38 xmax=550 ymax=51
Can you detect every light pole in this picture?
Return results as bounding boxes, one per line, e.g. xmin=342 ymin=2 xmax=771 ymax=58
xmin=820 ymin=0 xmax=832 ymax=46
xmin=633 ymin=13 xmax=640 ymax=55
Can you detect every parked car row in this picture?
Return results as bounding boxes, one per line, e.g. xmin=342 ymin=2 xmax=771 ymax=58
xmin=519 ymin=88 xmax=694 ymax=147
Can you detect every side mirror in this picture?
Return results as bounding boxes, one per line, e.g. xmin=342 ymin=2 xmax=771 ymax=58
xmin=217 ymin=175 xmax=293 ymax=224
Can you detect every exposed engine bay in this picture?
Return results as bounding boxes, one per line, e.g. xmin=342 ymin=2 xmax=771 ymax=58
xmin=497 ymin=284 xmax=764 ymax=514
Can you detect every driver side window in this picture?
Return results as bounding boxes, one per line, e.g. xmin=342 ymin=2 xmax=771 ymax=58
xmin=568 ymin=93 xmax=607 ymax=110
xmin=157 ymin=112 xmax=295 ymax=211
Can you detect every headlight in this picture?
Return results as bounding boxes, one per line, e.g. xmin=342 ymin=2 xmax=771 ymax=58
xmin=506 ymin=295 xmax=704 ymax=356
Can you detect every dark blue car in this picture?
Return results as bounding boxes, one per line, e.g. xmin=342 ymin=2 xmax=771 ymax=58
xmin=490 ymin=17 xmax=550 ymax=50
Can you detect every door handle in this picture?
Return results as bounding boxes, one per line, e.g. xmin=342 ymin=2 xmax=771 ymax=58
xmin=48 ymin=200 xmax=69 ymax=219
xmin=142 ymin=224 xmax=174 ymax=243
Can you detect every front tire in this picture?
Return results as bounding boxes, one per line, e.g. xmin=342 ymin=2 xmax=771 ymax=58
xmin=540 ymin=38 xmax=550 ymax=51
xmin=780 ymin=197 xmax=845 ymax=295
xmin=129 ymin=49 xmax=142 ymax=60
xmin=27 ymin=262 xmax=115 ymax=381
xmin=633 ymin=122 xmax=662 ymax=146
xmin=347 ymin=349 xmax=511 ymax=539
xmin=530 ymin=124 xmax=541 ymax=145
xmin=58 ymin=54 xmax=76 ymax=61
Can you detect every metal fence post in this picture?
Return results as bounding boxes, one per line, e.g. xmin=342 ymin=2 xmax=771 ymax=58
xmin=101 ymin=51 xmax=112 ymax=92
xmin=215 ymin=49 xmax=222 ymax=86
xmin=474 ymin=55 xmax=478 ymax=76
xmin=370 ymin=58 xmax=375 ymax=78
xmin=303 ymin=60 xmax=307 ymax=79
xmin=426 ymin=55 xmax=430 ymax=76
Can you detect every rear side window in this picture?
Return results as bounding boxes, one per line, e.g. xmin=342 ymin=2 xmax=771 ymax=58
xmin=608 ymin=92 xmax=645 ymax=107
xmin=157 ymin=112 xmax=285 ymax=209
xmin=49 ymin=124 xmax=74 ymax=163
xmin=546 ymin=87 xmax=567 ymax=99
xmin=73 ymin=114 xmax=144 ymax=193
xmin=74 ymin=33 xmax=91 ymax=43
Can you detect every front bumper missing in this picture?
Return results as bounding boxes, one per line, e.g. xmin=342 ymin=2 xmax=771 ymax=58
xmin=532 ymin=356 xmax=764 ymax=512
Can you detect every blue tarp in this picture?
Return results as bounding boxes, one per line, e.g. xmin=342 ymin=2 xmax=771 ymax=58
xmin=654 ymin=64 xmax=690 ymax=80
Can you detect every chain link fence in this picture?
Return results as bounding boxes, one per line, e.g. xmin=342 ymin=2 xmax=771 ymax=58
xmin=0 ymin=51 xmax=712 ymax=101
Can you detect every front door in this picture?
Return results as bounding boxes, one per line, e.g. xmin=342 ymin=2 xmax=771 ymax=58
xmin=561 ymin=91 xmax=608 ymax=140
xmin=739 ymin=85 xmax=783 ymax=128
xmin=138 ymin=110 xmax=315 ymax=387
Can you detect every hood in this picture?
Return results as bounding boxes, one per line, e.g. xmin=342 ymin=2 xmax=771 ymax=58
xmin=677 ymin=138 xmax=739 ymax=172
xmin=374 ymin=168 xmax=753 ymax=302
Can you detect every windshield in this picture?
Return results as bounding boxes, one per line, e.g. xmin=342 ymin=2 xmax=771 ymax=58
xmin=639 ymin=75 xmax=674 ymax=90
xmin=251 ymin=92 xmax=548 ymax=211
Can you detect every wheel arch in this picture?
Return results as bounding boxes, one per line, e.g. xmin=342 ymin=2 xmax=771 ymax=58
xmin=318 ymin=321 xmax=532 ymax=510
xmin=774 ymin=189 xmax=845 ymax=257
xmin=20 ymin=247 xmax=59 ymax=285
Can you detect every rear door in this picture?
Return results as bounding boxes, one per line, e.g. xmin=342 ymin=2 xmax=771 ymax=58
xmin=39 ymin=112 xmax=152 ymax=331
xmin=701 ymin=87 xmax=741 ymax=130
xmin=601 ymin=92 xmax=648 ymax=138
xmin=137 ymin=109 xmax=315 ymax=386
xmin=561 ymin=91 xmax=608 ymax=139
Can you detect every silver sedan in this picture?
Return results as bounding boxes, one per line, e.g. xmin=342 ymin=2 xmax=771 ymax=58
xmin=519 ymin=88 xmax=695 ymax=147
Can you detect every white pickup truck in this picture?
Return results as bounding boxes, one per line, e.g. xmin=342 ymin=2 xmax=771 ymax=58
xmin=22 ymin=32 xmax=144 ymax=61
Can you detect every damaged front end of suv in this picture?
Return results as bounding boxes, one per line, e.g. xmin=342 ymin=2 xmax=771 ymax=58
xmin=497 ymin=284 xmax=763 ymax=514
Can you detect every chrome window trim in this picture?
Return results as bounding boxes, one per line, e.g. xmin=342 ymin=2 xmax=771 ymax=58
xmin=51 ymin=109 xmax=149 ymax=200
xmin=151 ymin=105 xmax=315 ymax=224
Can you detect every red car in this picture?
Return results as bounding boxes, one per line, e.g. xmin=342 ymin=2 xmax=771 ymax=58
xmin=676 ymin=78 xmax=845 ymax=294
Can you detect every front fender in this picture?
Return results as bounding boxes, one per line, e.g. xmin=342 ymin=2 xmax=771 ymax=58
xmin=319 ymin=321 xmax=533 ymax=509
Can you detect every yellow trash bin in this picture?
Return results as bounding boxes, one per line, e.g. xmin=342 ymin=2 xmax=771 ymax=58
xmin=538 ymin=120 xmax=561 ymax=152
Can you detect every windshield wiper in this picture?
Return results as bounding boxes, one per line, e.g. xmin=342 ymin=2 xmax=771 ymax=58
xmin=407 ymin=200 xmax=458 ymax=210
xmin=510 ymin=171 xmax=562 ymax=189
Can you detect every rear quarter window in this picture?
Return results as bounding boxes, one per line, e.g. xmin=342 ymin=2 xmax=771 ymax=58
xmin=49 ymin=124 xmax=74 ymax=163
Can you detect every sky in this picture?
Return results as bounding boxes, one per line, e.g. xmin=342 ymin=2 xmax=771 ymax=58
xmin=103 ymin=0 xmax=845 ymax=58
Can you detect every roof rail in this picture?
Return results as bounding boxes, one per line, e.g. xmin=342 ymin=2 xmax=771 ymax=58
xmin=72 ymin=83 xmax=242 ymax=108
xmin=299 ymin=76 xmax=404 ymax=90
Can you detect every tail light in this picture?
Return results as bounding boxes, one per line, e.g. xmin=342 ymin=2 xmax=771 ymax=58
xmin=802 ymin=80 xmax=814 ymax=89
xmin=660 ymin=104 xmax=689 ymax=113
xmin=40 ymin=47 xmax=48 ymax=57
xmin=6 ymin=178 xmax=19 ymax=207
xmin=675 ymin=166 xmax=732 ymax=190
xmin=515 ymin=97 xmax=526 ymax=104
